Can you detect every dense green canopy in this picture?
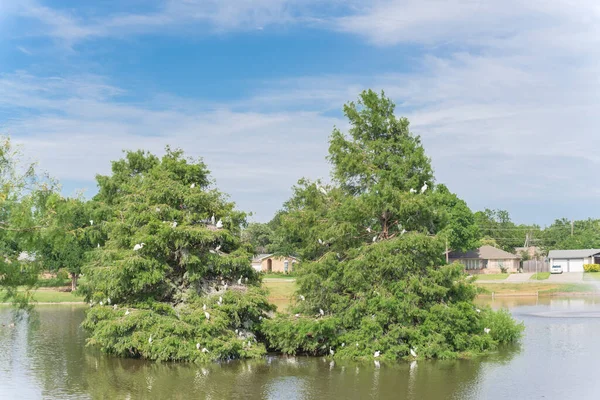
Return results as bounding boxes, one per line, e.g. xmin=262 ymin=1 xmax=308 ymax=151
xmin=79 ymin=149 xmax=274 ymax=361
xmin=262 ymin=90 xmax=522 ymax=360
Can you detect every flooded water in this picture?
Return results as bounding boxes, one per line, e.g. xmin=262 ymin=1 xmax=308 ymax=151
xmin=2 ymin=298 xmax=600 ymax=399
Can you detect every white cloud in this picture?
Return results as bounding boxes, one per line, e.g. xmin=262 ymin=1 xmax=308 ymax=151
xmin=0 ymin=72 xmax=339 ymax=221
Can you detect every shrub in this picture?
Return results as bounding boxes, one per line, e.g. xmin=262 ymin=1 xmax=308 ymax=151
xmin=56 ymin=268 xmax=70 ymax=280
xmin=584 ymin=264 xmax=600 ymax=272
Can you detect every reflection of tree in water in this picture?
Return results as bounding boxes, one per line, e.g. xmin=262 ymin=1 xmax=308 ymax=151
xmin=20 ymin=308 xmax=520 ymax=399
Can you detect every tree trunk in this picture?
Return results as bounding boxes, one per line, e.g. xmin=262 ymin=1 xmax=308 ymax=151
xmin=71 ymin=273 xmax=78 ymax=291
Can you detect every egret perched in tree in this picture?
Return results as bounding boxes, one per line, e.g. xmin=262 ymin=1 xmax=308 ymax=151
xmin=223 ymin=282 xmax=228 ymax=291
xmin=204 ymin=311 xmax=210 ymax=320
xmin=319 ymin=186 xmax=327 ymax=195
xmin=330 ymin=348 xmax=335 ymax=356
xmin=341 ymin=343 xmax=345 ymax=347
xmin=237 ymin=276 xmax=243 ymax=285
xmin=374 ymin=351 xmax=380 ymax=358
xmin=113 ymin=304 xmax=117 ymax=310
xmin=172 ymin=221 xmax=177 ymax=228
xmin=410 ymin=188 xmax=417 ymax=194
xmin=299 ymin=295 xmax=305 ymax=301
xmin=125 ymin=309 xmax=130 ymax=315
xmin=97 ymin=243 xmax=100 ymax=248
xmin=216 ymin=219 xmax=223 ymax=229
xmin=318 ymin=238 xmax=323 ymax=245
xmin=155 ymin=207 xmax=160 ymax=212
xmin=148 ymin=336 xmax=153 ymax=344
xmin=410 ymin=348 xmax=417 ymax=357
xmin=196 ymin=343 xmax=201 ymax=350
xmin=218 ymin=296 xmax=222 ymax=305
xmin=215 ymin=245 xmax=221 ymax=252
xmin=107 ymin=298 xmax=111 ymax=305
xmin=421 ymin=183 xmax=428 ymax=193
xmin=90 ymin=220 xmax=93 ymax=226
xmin=133 ymin=243 xmax=145 ymax=251
xmin=259 ymin=316 xmax=262 ymax=321
xmin=294 ymin=313 xmax=300 ymax=318
xmin=210 ymin=214 xmax=216 ymax=225
xmin=203 ymin=304 xmax=207 ymax=311
xmin=484 ymin=327 xmax=491 ymax=334
xmin=202 ymin=348 xmax=209 ymax=353
xmin=99 ymin=301 xmax=103 ymax=306
xmin=190 ymin=183 xmax=195 ymax=189
xmin=366 ymin=227 xmax=372 ymax=233
xmin=319 ymin=309 xmax=325 ymax=316
xmin=401 ymin=229 xmax=407 ymax=235
xmin=372 ymin=235 xmax=377 ymax=242
xmin=476 ymin=308 xmax=481 ymax=313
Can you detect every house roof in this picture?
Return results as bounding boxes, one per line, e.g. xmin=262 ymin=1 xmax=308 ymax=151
xmin=252 ymin=254 xmax=299 ymax=262
xmin=449 ymin=245 xmax=520 ymax=260
xmin=548 ymin=249 xmax=600 ymax=259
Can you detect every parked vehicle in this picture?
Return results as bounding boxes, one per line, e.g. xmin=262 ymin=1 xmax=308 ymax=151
xmin=550 ymin=265 xmax=563 ymax=274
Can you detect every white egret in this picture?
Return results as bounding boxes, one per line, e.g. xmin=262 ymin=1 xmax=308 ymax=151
xmin=294 ymin=313 xmax=300 ymax=318
xmin=133 ymin=243 xmax=145 ymax=251
xmin=299 ymin=295 xmax=305 ymax=301
xmin=209 ymin=250 xmax=216 ymax=254
xmin=223 ymin=283 xmax=228 ymax=291
xmin=113 ymin=304 xmax=117 ymax=310
xmin=107 ymin=298 xmax=111 ymax=305
xmin=330 ymin=348 xmax=335 ymax=356
xmin=196 ymin=343 xmax=201 ymax=350
xmin=374 ymin=351 xmax=380 ymax=358
xmin=401 ymin=229 xmax=407 ymax=235
xmin=202 ymin=304 xmax=207 ymax=311
xmin=148 ymin=336 xmax=153 ymax=344
xmin=90 ymin=220 xmax=94 ymax=226
xmin=218 ymin=296 xmax=222 ymax=304
xmin=410 ymin=348 xmax=417 ymax=357
xmin=319 ymin=309 xmax=325 ymax=316
xmin=205 ymin=311 xmax=210 ymax=320
xmin=244 ymin=277 xmax=248 ymax=283
xmin=216 ymin=219 xmax=223 ymax=229
xmin=210 ymin=214 xmax=216 ymax=225
xmin=155 ymin=207 xmax=160 ymax=212
xmin=341 ymin=343 xmax=345 ymax=347
xmin=259 ymin=316 xmax=263 ymax=321
xmin=125 ymin=309 xmax=130 ymax=315
xmin=476 ymin=308 xmax=481 ymax=313
xmin=237 ymin=276 xmax=242 ymax=285
xmin=97 ymin=243 xmax=100 ymax=248
xmin=484 ymin=327 xmax=491 ymax=334
xmin=410 ymin=188 xmax=417 ymax=194
xmin=172 ymin=221 xmax=177 ymax=228
xmin=366 ymin=227 xmax=372 ymax=233
xmin=319 ymin=186 xmax=327 ymax=195
xmin=318 ymin=238 xmax=323 ymax=245
xmin=190 ymin=183 xmax=196 ymax=189
xmin=202 ymin=348 xmax=209 ymax=353
xmin=215 ymin=245 xmax=221 ymax=252
xmin=421 ymin=183 xmax=428 ymax=193
xmin=99 ymin=301 xmax=103 ymax=306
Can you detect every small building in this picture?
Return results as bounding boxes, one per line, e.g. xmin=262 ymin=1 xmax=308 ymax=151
xmin=547 ymin=249 xmax=600 ymax=272
xmin=448 ymin=245 xmax=521 ymax=274
xmin=251 ymin=254 xmax=298 ymax=273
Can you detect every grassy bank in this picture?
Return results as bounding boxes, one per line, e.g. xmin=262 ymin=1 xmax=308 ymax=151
xmin=1 ymin=288 xmax=84 ymax=303
xmin=476 ymin=282 xmax=596 ymax=296
xmin=263 ymin=280 xmax=296 ymax=311
xmin=262 ymin=273 xmax=297 ymax=280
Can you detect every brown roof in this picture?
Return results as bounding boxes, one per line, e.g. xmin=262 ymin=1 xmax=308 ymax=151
xmin=449 ymin=245 xmax=520 ymax=260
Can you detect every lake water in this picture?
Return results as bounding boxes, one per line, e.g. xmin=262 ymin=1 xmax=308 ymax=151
xmin=2 ymin=297 xmax=600 ymax=399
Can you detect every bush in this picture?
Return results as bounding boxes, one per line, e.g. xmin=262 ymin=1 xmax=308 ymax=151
xmin=56 ymin=268 xmax=70 ymax=280
xmin=584 ymin=264 xmax=600 ymax=272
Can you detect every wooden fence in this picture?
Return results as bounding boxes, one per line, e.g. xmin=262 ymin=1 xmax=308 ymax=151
xmin=521 ymin=259 xmax=549 ymax=273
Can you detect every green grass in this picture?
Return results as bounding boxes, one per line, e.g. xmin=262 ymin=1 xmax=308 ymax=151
xmin=583 ymin=272 xmax=600 ymax=281
xmin=262 ymin=273 xmax=297 ymax=280
xmin=473 ymin=273 xmax=509 ymax=281
xmin=1 ymin=289 xmax=84 ymax=303
xmin=530 ymin=272 xmax=551 ymax=280
xmin=263 ymin=280 xmax=297 ymax=311
xmin=476 ymin=282 xmax=596 ymax=295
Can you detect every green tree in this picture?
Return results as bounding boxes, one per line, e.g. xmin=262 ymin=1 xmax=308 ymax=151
xmin=262 ymin=90 xmax=522 ymax=360
xmin=242 ymin=222 xmax=274 ymax=254
xmin=80 ymin=148 xmax=274 ymax=362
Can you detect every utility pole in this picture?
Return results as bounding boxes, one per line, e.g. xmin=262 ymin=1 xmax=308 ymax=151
xmin=571 ymin=220 xmax=574 ymax=236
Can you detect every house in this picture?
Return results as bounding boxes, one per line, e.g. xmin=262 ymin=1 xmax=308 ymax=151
xmin=251 ymin=254 xmax=298 ymax=273
xmin=448 ymin=245 xmax=521 ymax=274
xmin=514 ymin=246 xmax=543 ymax=259
xmin=547 ymin=249 xmax=600 ymax=272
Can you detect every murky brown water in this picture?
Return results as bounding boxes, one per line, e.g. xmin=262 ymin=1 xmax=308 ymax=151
xmin=2 ymin=298 xmax=600 ymax=399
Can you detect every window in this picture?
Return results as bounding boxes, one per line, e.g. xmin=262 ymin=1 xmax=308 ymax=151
xmin=463 ymin=259 xmax=481 ymax=270
xmin=284 ymin=260 xmax=289 ymax=273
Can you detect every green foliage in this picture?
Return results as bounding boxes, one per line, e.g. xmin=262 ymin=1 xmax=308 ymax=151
xmin=242 ymin=222 xmax=274 ymax=254
xmin=584 ymin=264 xmax=600 ymax=272
xmin=262 ymin=91 xmax=522 ymax=360
xmin=79 ymin=148 xmax=275 ymax=361
xmin=475 ymin=209 xmax=538 ymax=252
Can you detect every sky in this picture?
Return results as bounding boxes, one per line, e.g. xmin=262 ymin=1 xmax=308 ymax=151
xmin=0 ymin=0 xmax=599 ymax=225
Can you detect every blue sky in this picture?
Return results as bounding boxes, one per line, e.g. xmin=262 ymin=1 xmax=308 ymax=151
xmin=1 ymin=1 xmax=599 ymax=225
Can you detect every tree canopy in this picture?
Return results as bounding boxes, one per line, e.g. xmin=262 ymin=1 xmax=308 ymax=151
xmin=262 ymin=90 xmax=522 ymax=360
xmin=79 ymin=148 xmax=274 ymax=361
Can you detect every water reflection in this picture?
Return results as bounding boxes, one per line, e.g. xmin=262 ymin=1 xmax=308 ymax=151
xmin=3 ymin=301 xmax=600 ymax=399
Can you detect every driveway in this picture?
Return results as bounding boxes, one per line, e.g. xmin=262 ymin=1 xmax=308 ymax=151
xmin=547 ymin=272 xmax=583 ymax=283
